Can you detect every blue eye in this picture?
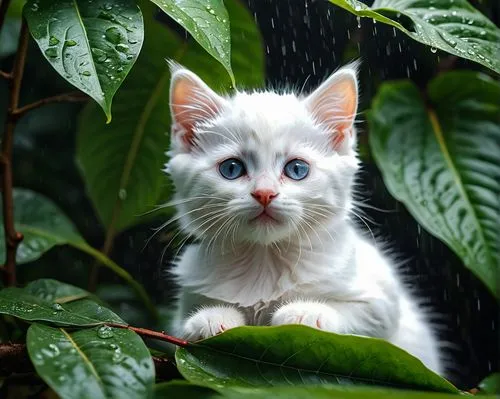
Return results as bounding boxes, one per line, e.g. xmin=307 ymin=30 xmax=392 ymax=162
xmin=284 ymin=159 xmax=309 ymax=180
xmin=219 ymin=158 xmax=246 ymax=180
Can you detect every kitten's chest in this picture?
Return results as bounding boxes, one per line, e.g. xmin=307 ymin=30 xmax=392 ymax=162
xmin=175 ymin=243 xmax=351 ymax=307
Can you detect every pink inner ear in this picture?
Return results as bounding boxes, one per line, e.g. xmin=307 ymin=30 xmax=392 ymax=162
xmin=170 ymin=74 xmax=223 ymax=147
xmin=306 ymin=71 xmax=358 ymax=151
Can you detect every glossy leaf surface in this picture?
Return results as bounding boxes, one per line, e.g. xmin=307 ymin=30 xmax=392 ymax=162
xmin=176 ymin=325 xmax=457 ymax=392
xmin=369 ymin=72 xmax=500 ymax=297
xmin=328 ymin=0 xmax=500 ymax=74
xmin=27 ymin=323 xmax=154 ymax=399
xmin=24 ymin=0 xmax=144 ymax=121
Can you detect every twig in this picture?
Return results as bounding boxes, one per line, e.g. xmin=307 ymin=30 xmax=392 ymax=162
xmin=0 ymin=70 xmax=12 ymax=79
xmin=0 ymin=0 xmax=12 ymax=35
xmin=0 ymin=343 xmax=181 ymax=381
xmin=1 ymin=20 xmax=28 ymax=287
xmin=12 ymin=91 xmax=88 ymax=118
xmin=107 ymin=323 xmax=189 ymax=347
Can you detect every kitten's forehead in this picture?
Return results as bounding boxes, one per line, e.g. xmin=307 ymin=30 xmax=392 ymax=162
xmin=224 ymin=91 xmax=313 ymax=143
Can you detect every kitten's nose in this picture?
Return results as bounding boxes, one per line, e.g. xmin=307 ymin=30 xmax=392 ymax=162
xmin=251 ymin=189 xmax=278 ymax=207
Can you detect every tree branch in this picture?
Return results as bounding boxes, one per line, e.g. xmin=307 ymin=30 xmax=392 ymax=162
xmin=0 ymin=343 xmax=181 ymax=381
xmin=107 ymin=323 xmax=189 ymax=347
xmin=12 ymin=91 xmax=88 ymax=118
xmin=1 ymin=20 xmax=28 ymax=287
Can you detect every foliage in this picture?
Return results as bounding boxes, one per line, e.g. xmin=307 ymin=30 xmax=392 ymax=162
xmin=368 ymin=72 xmax=500 ymax=298
xmin=0 ymin=0 xmax=498 ymax=397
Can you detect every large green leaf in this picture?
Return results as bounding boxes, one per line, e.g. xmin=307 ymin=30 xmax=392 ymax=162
xmin=27 ymin=323 xmax=154 ymax=399
xmin=155 ymin=382 xmax=497 ymax=399
xmin=328 ymin=0 xmax=500 ymax=74
xmin=479 ymin=373 xmax=500 ymax=395
xmin=24 ymin=0 xmax=144 ymax=121
xmin=175 ymin=325 xmax=457 ymax=393
xmin=368 ymin=72 xmax=500 ymax=297
xmin=150 ymin=0 xmax=233 ymax=84
xmin=0 ymin=283 xmax=123 ymax=326
xmin=0 ymin=189 xmax=157 ymax=316
xmin=77 ymin=0 xmax=264 ymax=233
xmin=0 ymin=188 xmax=84 ymax=264
xmin=24 ymin=278 xmax=91 ymax=303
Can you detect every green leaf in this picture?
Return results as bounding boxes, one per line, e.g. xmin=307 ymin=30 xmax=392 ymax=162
xmin=368 ymin=72 xmax=500 ymax=297
xmin=0 ymin=188 xmax=84 ymax=264
xmin=155 ymin=381 xmax=470 ymax=399
xmin=150 ymin=0 xmax=233 ymax=84
xmin=328 ymin=0 xmax=500 ymax=74
xmin=0 ymin=284 xmax=123 ymax=326
xmin=0 ymin=189 xmax=157 ymax=317
xmin=24 ymin=0 xmax=144 ymax=121
xmin=24 ymin=278 xmax=91 ymax=303
xmin=479 ymin=373 xmax=500 ymax=394
xmin=175 ymin=325 xmax=458 ymax=393
xmin=77 ymin=0 xmax=264 ymax=233
xmin=27 ymin=323 xmax=154 ymax=399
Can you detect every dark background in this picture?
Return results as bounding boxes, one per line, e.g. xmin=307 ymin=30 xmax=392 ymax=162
xmin=1 ymin=0 xmax=498 ymax=390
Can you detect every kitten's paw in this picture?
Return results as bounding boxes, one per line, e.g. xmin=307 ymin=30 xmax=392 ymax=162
xmin=182 ymin=306 xmax=245 ymax=341
xmin=271 ymin=301 xmax=340 ymax=332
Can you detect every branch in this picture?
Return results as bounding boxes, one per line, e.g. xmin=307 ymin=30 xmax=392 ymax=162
xmin=1 ymin=19 xmax=28 ymax=287
xmin=12 ymin=91 xmax=88 ymax=118
xmin=0 ymin=343 xmax=181 ymax=381
xmin=107 ymin=323 xmax=189 ymax=347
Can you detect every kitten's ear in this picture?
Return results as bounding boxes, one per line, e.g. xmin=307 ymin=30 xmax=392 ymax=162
xmin=304 ymin=64 xmax=359 ymax=152
xmin=169 ymin=62 xmax=226 ymax=148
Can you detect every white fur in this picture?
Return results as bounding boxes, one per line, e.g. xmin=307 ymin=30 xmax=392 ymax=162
xmin=165 ymin=63 xmax=443 ymax=375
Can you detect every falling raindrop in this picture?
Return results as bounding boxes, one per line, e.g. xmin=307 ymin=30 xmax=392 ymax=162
xmin=356 ymin=16 xmax=361 ymax=28
xmin=119 ymin=189 xmax=127 ymax=200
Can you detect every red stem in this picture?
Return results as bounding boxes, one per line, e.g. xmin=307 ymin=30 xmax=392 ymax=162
xmin=107 ymin=323 xmax=189 ymax=347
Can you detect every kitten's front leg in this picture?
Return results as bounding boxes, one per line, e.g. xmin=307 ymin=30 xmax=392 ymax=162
xmin=271 ymin=301 xmax=343 ymax=333
xmin=182 ymin=306 xmax=246 ymax=341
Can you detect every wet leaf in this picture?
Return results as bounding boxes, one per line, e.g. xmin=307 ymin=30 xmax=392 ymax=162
xmin=328 ymin=0 xmax=500 ymax=74
xmin=175 ymin=325 xmax=458 ymax=392
xmin=479 ymin=373 xmax=500 ymax=394
xmin=155 ymin=382 xmax=490 ymax=398
xmin=24 ymin=278 xmax=91 ymax=303
xmin=0 ymin=283 xmax=123 ymax=326
xmin=0 ymin=189 xmax=157 ymax=317
xmin=27 ymin=323 xmax=154 ymax=399
xmin=150 ymin=0 xmax=233 ymax=84
xmin=0 ymin=188 xmax=84 ymax=264
xmin=24 ymin=0 xmax=144 ymax=121
xmin=77 ymin=0 xmax=264 ymax=233
xmin=368 ymin=72 xmax=500 ymax=298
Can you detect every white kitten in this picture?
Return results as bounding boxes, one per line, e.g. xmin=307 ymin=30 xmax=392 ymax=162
xmin=165 ymin=62 xmax=443 ymax=375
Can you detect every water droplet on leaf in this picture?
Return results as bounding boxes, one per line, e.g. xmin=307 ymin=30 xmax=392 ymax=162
xmin=49 ymin=36 xmax=59 ymax=46
xmin=105 ymin=27 xmax=123 ymax=44
xmin=97 ymin=325 xmax=114 ymax=339
xmin=65 ymin=39 xmax=77 ymax=46
xmin=91 ymin=48 xmax=107 ymax=63
xmin=115 ymin=43 xmax=129 ymax=53
xmin=44 ymin=48 xmax=58 ymax=58
xmin=81 ymin=71 xmax=91 ymax=76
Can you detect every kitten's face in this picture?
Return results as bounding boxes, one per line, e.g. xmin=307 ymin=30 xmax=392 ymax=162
xmin=167 ymin=64 xmax=359 ymax=246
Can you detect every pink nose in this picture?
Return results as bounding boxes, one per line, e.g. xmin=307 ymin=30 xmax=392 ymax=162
xmin=251 ymin=189 xmax=278 ymax=207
